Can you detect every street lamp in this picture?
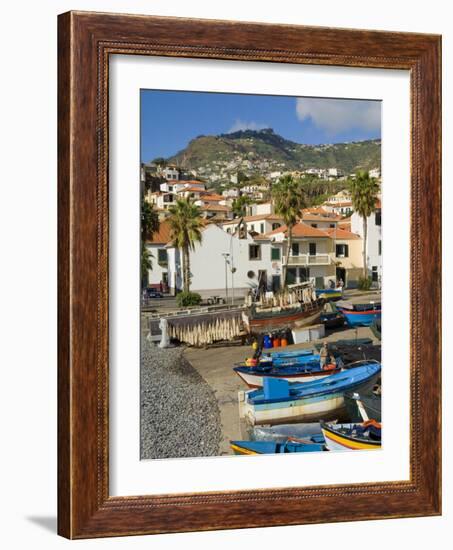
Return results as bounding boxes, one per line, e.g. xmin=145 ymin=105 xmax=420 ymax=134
xmin=221 ymin=253 xmax=230 ymax=302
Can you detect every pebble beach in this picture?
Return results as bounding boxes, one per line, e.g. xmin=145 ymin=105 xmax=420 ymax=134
xmin=140 ymin=341 xmax=221 ymax=459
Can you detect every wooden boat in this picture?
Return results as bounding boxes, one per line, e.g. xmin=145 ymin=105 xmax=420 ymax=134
xmin=230 ymin=439 xmax=325 ymax=455
xmin=243 ymin=281 xmax=324 ymax=334
xmin=242 ymin=301 xmax=323 ymax=333
xmin=321 ymin=420 xmax=382 ymax=451
xmin=336 ymin=301 xmax=381 ymax=327
xmin=234 ymin=361 xmax=341 ymax=388
xmin=344 ymin=388 xmax=381 ymax=423
xmin=238 ymin=363 xmax=381 ymax=425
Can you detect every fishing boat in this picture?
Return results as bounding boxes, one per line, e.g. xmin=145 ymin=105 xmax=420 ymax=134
xmin=238 ymin=362 xmax=381 ymax=426
xmin=258 ymin=352 xmax=320 ymax=367
xmin=264 ymin=348 xmax=316 ymax=360
xmin=321 ymin=420 xmax=382 ymax=451
xmin=336 ymin=301 xmax=381 ymax=327
xmin=242 ymin=302 xmax=323 ymax=333
xmin=243 ymin=281 xmax=324 ymax=334
xmin=253 ymin=422 xmax=325 ymax=443
xmin=316 ymin=287 xmax=343 ymax=301
xmin=344 ymin=387 xmax=381 ymax=423
xmin=234 ymin=361 xmax=341 ymax=388
xmin=230 ymin=439 xmax=325 ymax=455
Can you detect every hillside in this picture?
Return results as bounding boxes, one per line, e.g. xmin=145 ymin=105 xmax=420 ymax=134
xmin=166 ymin=129 xmax=380 ymax=180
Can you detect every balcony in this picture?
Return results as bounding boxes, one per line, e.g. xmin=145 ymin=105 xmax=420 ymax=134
xmin=284 ymin=254 xmax=333 ymax=266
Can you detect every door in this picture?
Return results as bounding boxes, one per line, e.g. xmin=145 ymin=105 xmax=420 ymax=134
xmin=309 ymin=242 xmax=317 ymax=256
xmin=336 ymin=267 xmax=346 ymax=286
xmin=272 ymin=275 xmax=281 ymax=292
xmin=299 ymin=267 xmax=309 ymax=282
xmin=287 ymin=268 xmax=297 ymax=285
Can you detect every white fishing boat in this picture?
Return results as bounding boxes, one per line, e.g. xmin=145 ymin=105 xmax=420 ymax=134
xmin=238 ymin=363 xmax=381 ymax=426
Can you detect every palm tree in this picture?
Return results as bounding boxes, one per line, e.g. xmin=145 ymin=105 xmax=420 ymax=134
xmin=271 ymin=175 xmax=306 ymax=288
xmin=141 ymin=199 xmax=160 ymax=285
xmin=348 ymin=171 xmax=380 ymax=278
xmin=168 ymin=197 xmax=204 ymax=292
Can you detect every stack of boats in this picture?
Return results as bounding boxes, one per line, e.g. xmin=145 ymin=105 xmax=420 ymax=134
xmin=231 ymin=345 xmax=382 ymax=455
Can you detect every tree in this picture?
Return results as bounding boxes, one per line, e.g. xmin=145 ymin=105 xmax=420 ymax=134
xmin=141 ymin=199 xmax=160 ymax=285
xmin=348 ymin=171 xmax=380 ymax=278
xmin=232 ymin=195 xmax=252 ymax=217
xmin=271 ymin=175 xmax=306 ymax=288
xmin=168 ymin=197 xmax=204 ymax=292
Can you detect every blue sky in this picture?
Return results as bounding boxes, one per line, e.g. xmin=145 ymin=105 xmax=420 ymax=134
xmin=140 ymin=90 xmax=381 ymax=162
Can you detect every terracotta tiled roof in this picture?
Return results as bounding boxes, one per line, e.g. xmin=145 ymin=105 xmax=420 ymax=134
xmin=266 ymin=222 xmax=330 ymax=239
xmin=201 ymin=204 xmax=231 ymax=212
xmin=301 ymin=212 xmax=342 ymax=222
xmin=200 ymin=193 xmax=224 ymax=202
xmin=322 ymin=228 xmax=361 ymax=240
xmin=146 ymin=220 xmax=172 ymax=245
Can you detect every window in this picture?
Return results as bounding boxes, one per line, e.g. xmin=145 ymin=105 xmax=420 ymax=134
xmin=249 ymin=244 xmax=261 ymax=260
xmin=157 ymin=249 xmax=168 ymax=264
xmin=335 ymin=244 xmax=349 ymax=258
xmin=250 ymin=224 xmax=255 ymax=232
xmin=271 ymin=248 xmax=281 ymax=261
xmin=272 ymin=222 xmax=281 ymax=230
xmin=260 ymin=223 xmax=265 ymax=234
xmin=311 ymin=223 xmax=318 ymax=228
xmin=309 ymin=243 xmax=316 ymax=256
xmin=291 ymin=242 xmax=300 ymax=256
xmin=375 ymin=210 xmax=382 ymax=226
xmin=372 ymin=266 xmax=378 ymax=282
xmin=330 ymin=224 xmax=335 ymax=228
xmin=378 ymin=240 xmax=382 ymax=255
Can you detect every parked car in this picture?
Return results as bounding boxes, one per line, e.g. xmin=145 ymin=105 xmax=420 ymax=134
xmin=143 ymin=287 xmax=163 ymax=299
xmin=206 ymin=295 xmax=226 ymax=305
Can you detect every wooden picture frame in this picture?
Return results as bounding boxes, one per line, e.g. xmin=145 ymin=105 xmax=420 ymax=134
xmin=58 ymin=11 xmax=441 ymax=539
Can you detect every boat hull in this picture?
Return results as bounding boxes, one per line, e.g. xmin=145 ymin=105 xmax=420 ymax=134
xmin=239 ymin=364 xmax=380 ymax=426
xmin=230 ymin=440 xmax=325 ymax=455
xmin=321 ymin=422 xmax=381 ymax=451
xmin=234 ymin=367 xmax=340 ymax=388
xmin=243 ymin=304 xmax=323 ymax=333
xmin=239 ymin=390 xmax=348 ymax=425
xmin=338 ymin=309 xmax=382 ymax=327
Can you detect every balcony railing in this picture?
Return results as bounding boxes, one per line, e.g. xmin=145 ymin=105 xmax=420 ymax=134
xmin=284 ymin=254 xmax=332 ymax=266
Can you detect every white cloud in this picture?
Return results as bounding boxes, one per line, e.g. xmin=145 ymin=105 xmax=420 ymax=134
xmin=228 ymin=119 xmax=269 ymax=133
xmin=296 ymin=98 xmax=381 ymax=136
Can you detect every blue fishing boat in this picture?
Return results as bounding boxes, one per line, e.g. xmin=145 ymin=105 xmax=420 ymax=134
xmin=264 ymin=348 xmax=316 ymax=360
xmin=234 ymin=360 xmax=341 ymax=388
xmin=258 ymin=352 xmax=320 ymax=368
xmin=230 ymin=439 xmax=325 ymax=455
xmin=238 ymin=362 xmax=381 ymax=425
xmin=336 ymin=301 xmax=381 ymax=327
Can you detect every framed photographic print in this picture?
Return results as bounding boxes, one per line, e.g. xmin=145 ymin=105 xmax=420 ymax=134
xmin=58 ymin=11 xmax=441 ymax=538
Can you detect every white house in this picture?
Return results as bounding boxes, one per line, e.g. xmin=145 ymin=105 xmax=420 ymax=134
xmin=221 ymin=213 xmax=284 ymax=236
xmin=145 ymin=219 xmax=364 ymax=295
xmin=146 ymin=223 xmax=283 ymax=298
xmin=265 ymin=222 xmax=337 ymax=288
xmin=351 ymin=199 xmax=382 ymax=286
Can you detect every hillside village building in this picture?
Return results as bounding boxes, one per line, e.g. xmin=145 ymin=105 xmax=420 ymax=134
xmin=351 ymin=199 xmax=382 ymax=287
xmin=145 ymin=219 xmax=364 ymax=296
